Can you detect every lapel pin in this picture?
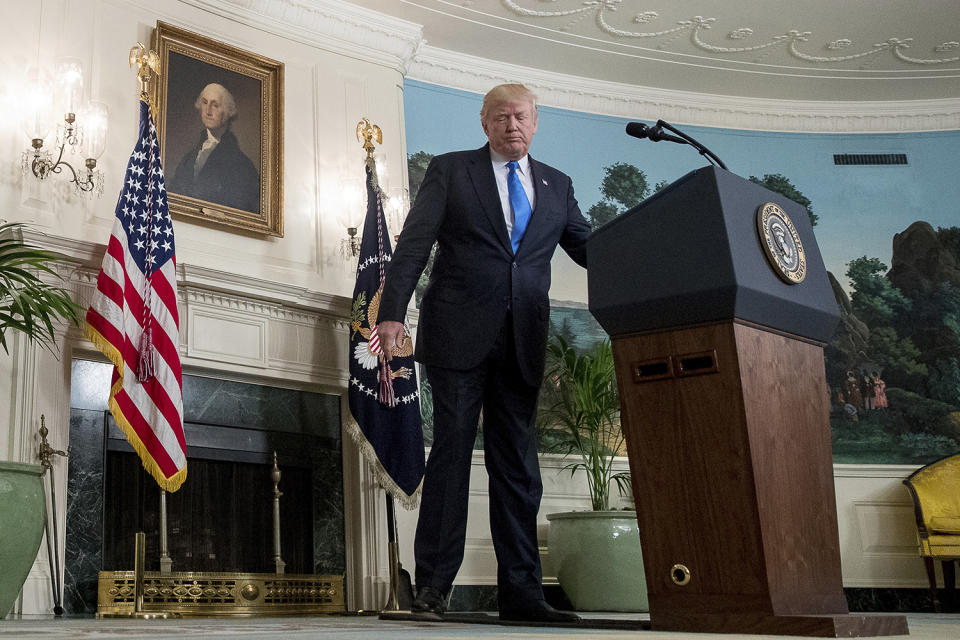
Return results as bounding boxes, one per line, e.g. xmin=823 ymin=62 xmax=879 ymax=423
xmin=541 ymin=178 xmax=548 ymax=186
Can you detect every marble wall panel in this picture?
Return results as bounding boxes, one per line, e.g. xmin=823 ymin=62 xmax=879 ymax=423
xmin=63 ymin=409 xmax=106 ymax=615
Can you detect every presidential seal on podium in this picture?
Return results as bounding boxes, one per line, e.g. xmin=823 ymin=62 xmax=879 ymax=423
xmin=757 ymin=202 xmax=806 ymax=284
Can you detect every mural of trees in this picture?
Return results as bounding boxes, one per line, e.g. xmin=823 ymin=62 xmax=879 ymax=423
xmin=740 ymin=173 xmax=958 ymax=462
xmin=827 ymin=223 xmax=960 ymax=463
xmin=586 ymin=162 xmax=654 ymax=229
xmin=406 ymin=151 xmax=436 ymax=307
xmin=749 ymin=173 xmax=819 ymax=227
xmin=407 ymin=150 xmax=433 ymax=203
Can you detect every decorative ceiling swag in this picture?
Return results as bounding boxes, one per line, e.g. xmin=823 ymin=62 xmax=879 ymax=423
xmin=501 ymin=0 xmax=960 ymax=66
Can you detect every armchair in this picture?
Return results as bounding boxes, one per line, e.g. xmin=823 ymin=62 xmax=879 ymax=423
xmin=902 ymin=452 xmax=960 ymax=612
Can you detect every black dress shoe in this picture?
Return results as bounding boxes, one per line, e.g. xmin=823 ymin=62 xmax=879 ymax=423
xmin=411 ymin=585 xmax=446 ymax=621
xmin=499 ymin=600 xmax=581 ymax=623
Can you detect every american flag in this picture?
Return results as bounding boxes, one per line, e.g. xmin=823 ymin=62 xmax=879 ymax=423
xmin=85 ymin=99 xmax=186 ymax=492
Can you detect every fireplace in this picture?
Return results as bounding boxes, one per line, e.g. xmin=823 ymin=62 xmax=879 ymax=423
xmin=64 ymin=359 xmax=345 ymax=614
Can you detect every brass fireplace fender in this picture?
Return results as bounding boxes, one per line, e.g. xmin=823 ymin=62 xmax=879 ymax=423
xmin=98 ymin=571 xmax=345 ymax=617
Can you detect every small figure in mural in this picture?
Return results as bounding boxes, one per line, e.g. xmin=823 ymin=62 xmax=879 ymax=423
xmin=861 ymin=370 xmax=875 ymax=411
xmin=845 ymin=370 xmax=862 ymax=416
xmin=169 ymin=82 xmax=260 ymax=213
xmin=831 ymin=385 xmax=843 ymax=413
xmin=872 ymin=371 xmax=888 ymax=409
xmin=843 ymin=402 xmax=859 ymax=421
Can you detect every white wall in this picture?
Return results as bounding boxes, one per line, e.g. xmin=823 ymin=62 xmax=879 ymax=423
xmin=835 ymin=465 xmax=930 ymax=588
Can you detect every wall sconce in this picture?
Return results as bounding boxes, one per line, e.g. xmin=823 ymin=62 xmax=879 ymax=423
xmin=385 ymin=187 xmax=410 ymax=244
xmin=342 ymin=225 xmax=361 ymax=258
xmin=337 ymin=176 xmax=365 ymax=259
xmin=20 ymin=59 xmax=107 ymax=196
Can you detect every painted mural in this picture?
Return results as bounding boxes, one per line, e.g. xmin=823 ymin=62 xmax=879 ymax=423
xmin=402 ymin=79 xmax=960 ymax=464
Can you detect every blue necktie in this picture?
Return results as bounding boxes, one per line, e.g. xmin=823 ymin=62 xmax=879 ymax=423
xmin=507 ymin=160 xmax=532 ymax=254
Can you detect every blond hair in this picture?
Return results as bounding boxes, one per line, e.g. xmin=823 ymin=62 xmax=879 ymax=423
xmin=480 ymin=84 xmax=537 ymax=120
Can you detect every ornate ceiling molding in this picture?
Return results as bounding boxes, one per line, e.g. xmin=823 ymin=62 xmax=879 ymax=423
xmin=408 ymin=44 xmax=960 ymax=133
xmin=499 ymin=1 xmax=960 ymax=71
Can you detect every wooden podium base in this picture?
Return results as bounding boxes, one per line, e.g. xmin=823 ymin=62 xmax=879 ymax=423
xmin=612 ymin=321 xmax=910 ymax=638
xmin=652 ymin=612 xmax=909 ymax=637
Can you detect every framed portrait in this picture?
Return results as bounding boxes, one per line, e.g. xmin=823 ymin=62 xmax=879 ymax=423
xmin=152 ymin=22 xmax=284 ymax=237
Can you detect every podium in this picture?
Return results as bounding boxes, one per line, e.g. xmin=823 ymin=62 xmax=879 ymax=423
xmin=587 ymin=166 xmax=908 ymax=637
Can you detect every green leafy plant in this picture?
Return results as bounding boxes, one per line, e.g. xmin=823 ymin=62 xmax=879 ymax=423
xmin=0 ymin=222 xmax=84 ymax=353
xmin=541 ymin=335 xmax=630 ymax=511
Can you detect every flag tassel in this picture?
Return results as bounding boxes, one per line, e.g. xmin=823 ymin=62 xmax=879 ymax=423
xmin=136 ymin=324 xmax=155 ymax=382
xmin=378 ymin=357 xmax=396 ymax=408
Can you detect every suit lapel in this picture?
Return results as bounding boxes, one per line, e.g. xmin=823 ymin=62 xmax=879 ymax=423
xmin=467 ymin=144 xmax=513 ymax=255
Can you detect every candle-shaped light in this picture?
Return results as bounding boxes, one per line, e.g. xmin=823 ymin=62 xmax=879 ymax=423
xmin=54 ymin=58 xmax=84 ymax=118
xmin=21 ymin=70 xmax=53 ymax=144
xmin=81 ymin=101 xmax=108 ymax=161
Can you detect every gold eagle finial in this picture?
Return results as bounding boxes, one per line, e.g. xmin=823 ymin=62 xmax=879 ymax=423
xmin=356 ymin=118 xmax=382 ymax=159
xmin=129 ymin=42 xmax=161 ymax=100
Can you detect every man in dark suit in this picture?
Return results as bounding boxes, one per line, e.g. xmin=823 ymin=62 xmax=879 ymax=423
xmin=377 ymin=84 xmax=590 ymax=623
xmin=169 ymin=83 xmax=260 ymax=213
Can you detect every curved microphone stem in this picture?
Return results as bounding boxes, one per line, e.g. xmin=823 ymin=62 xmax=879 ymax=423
xmin=656 ymin=120 xmax=728 ymax=171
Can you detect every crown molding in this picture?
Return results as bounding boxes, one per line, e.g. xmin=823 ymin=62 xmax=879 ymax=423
xmin=179 ymin=0 xmax=422 ymax=74
xmin=408 ymin=45 xmax=960 ymax=133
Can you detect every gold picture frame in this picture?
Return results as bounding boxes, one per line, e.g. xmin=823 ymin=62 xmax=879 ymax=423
xmin=152 ymin=21 xmax=284 ymax=237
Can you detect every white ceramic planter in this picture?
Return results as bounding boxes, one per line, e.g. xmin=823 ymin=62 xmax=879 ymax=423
xmin=547 ymin=510 xmax=648 ymax=612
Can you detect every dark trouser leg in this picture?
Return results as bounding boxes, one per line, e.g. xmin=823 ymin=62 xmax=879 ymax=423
xmin=482 ymin=323 xmax=544 ymax=605
xmin=413 ymin=364 xmax=484 ymax=594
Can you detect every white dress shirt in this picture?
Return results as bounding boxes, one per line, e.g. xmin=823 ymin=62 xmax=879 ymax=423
xmin=490 ymin=148 xmax=535 ymax=237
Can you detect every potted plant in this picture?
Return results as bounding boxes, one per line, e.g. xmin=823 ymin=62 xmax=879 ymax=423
xmin=0 ymin=222 xmax=83 ymax=617
xmin=540 ymin=335 xmax=647 ymax=612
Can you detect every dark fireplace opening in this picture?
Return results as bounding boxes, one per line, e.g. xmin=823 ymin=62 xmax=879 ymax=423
xmin=64 ymin=360 xmax=345 ymax=614
xmin=104 ymin=449 xmax=315 ymax=574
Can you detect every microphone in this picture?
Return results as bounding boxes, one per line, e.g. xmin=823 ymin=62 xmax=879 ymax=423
xmin=625 ymin=121 xmax=685 ymax=144
xmin=626 ymin=120 xmax=729 ymax=170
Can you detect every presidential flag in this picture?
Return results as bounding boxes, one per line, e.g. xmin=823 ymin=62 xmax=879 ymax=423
xmin=85 ymin=99 xmax=186 ymax=492
xmin=346 ymin=159 xmax=424 ymax=508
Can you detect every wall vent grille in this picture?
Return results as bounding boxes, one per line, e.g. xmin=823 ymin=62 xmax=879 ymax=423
xmin=833 ymin=153 xmax=907 ymax=166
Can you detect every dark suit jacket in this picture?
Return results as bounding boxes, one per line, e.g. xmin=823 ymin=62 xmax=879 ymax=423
xmin=378 ymin=144 xmax=590 ymax=386
xmin=169 ymin=129 xmax=260 ymax=213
